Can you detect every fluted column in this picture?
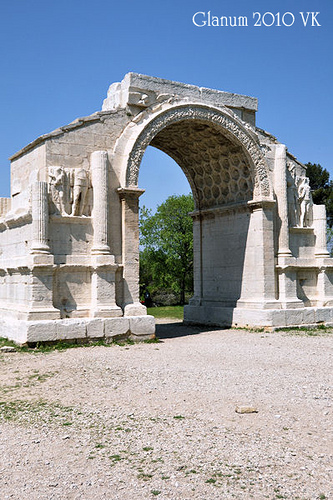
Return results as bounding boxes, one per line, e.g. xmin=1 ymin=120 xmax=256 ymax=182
xmin=30 ymin=181 xmax=50 ymax=254
xmin=91 ymin=151 xmax=111 ymax=255
xmin=28 ymin=182 xmax=59 ymax=320
xmin=313 ymin=205 xmax=330 ymax=258
xmin=274 ymin=144 xmax=292 ymax=257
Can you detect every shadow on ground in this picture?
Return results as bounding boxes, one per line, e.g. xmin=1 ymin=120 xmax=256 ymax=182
xmin=155 ymin=321 xmax=222 ymax=340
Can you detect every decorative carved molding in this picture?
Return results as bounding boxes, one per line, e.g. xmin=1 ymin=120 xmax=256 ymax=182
xmin=126 ymin=105 xmax=272 ymax=204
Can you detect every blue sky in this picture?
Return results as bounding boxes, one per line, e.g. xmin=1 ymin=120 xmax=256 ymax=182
xmin=0 ymin=0 xmax=332 ymax=211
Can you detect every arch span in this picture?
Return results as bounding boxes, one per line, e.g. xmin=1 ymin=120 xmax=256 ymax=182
xmin=113 ymin=102 xmax=273 ymax=205
xmin=114 ymin=100 xmax=277 ymax=325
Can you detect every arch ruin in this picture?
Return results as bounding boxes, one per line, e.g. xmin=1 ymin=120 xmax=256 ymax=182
xmin=1 ymin=73 xmax=332 ymax=343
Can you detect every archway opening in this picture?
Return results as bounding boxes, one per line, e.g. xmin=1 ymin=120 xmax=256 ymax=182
xmin=139 ymin=146 xmax=191 ymax=212
xmin=136 ymin=117 xmax=255 ymax=316
xmin=139 ymin=146 xmax=194 ymax=308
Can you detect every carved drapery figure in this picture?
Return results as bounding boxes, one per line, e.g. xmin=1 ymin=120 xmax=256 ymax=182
xmin=70 ymin=168 xmax=90 ymax=216
xmin=297 ymin=176 xmax=312 ymax=227
xmin=287 ymin=159 xmax=313 ymax=228
xmin=287 ymin=163 xmax=300 ymax=227
xmin=48 ymin=166 xmax=69 ymax=215
xmin=48 ymin=166 xmax=92 ymax=216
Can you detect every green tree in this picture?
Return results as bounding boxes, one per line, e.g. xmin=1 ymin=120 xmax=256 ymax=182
xmin=139 ymin=194 xmax=194 ymax=305
xmin=306 ymin=162 xmax=333 ymax=226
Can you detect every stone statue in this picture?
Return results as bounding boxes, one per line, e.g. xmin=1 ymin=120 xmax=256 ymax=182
xmin=71 ymin=168 xmax=90 ymax=216
xmin=49 ymin=166 xmax=67 ymax=215
xmin=298 ymin=177 xmax=312 ymax=227
xmin=287 ymin=164 xmax=300 ymax=227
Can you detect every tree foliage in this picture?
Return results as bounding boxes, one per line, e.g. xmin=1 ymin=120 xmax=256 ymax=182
xmin=306 ymin=162 xmax=333 ymax=226
xmin=139 ymin=194 xmax=194 ymax=305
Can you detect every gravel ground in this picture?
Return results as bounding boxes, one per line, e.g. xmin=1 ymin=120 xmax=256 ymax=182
xmin=0 ymin=321 xmax=332 ymax=500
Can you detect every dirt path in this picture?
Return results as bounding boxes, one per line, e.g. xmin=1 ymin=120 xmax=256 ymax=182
xmin=0 ymin=323 xmax=332 ymax=499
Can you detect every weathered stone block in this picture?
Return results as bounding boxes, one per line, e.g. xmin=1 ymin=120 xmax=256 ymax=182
xmin=86 ymin=318 xmax=104 ymax=338
xmin=104 ymin=317 xmax=130 ymax=338
xmin=27 ymin=321 xmax=57 ymax=343
xmin=315 ymin=308 xmax=332 ymax=324
xmin=129 ymin=315 xmax=155 ymax=335
xmin=123 ymin=303 xmax=147 ymax=316
xmin=57 ymin=319 xmax=87 ymax=340
xmin=302 ymin=308 xmax=316 ymax=325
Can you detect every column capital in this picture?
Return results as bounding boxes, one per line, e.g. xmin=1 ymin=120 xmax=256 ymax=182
xmin=117 ymin=187 xmax=145 ymax=200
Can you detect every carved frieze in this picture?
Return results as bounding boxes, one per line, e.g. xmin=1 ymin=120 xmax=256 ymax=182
xmin=48 ymin=167 xmax=92 ymax=216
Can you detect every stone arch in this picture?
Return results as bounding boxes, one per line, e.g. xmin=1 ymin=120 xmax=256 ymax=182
xmin=113 ymin=102 xmax=273 ymax=207
xmin=114 ymin=100 xmax=277 ymax=323
xmin=2 ymin=72 xmax=333 ymax=345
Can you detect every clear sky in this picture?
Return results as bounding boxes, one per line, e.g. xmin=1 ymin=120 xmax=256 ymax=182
xmin=0 ymin=0 xmax=332 ymax=211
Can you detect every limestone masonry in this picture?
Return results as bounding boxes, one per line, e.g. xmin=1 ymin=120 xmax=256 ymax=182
xmin=1 ymin=73 xmax=332 ymax=343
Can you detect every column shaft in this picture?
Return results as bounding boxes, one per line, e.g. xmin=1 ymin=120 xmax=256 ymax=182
xmin=30 ymin=181 xmax=50 ymax=254
xmin=274 ymin=144 xmax=292 ymax=257
xmin=313 ymin=204 xmax=330 ymax=257
xmin=91 ymin=151 xmax=111 ymax=254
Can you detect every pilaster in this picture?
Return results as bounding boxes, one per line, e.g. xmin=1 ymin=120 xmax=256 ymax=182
xmin=117 ymin=187 xmax=146 ymax=316
xmin=237 ymin=201 xmax=279 ymax=309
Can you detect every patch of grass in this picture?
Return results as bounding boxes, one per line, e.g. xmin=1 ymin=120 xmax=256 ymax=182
xmin=144 ymin=337 xmax=161 ymax=344
xmin=0 ymin=338 xmax=29 ymax=352
xmin=205 ymin=478 xmax=217 ymax=484
xmin=173 ymin=415 xmax=185 ymax=420
xmin=143 ymin=446 xmax=154 ymax=451
xmin=276 ymin=325 xmax=333 ymax=336
xmin=0 ymin=336 xmax=141 ymax=353
xmin=147 ymin=306 xmax=184 ymax=320
xmin=113 ymin=338 xmax=135 ymax=346
xmin=0 ymin=400 xmax=77 ymax=428
xmin=151 ymin=491 xmax=161 ymax=496
xmin=137 ymin=473 xmax=153 ymax=481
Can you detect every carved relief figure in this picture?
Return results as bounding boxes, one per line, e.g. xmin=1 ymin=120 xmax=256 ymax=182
xmin=287 ymin=163 xmax=300 ymax=227
xmin=71 ymin=168 xmax=90 ymax=216
xmin=49 ymin=167 xmax=68 ymax=215
xmin=49 ymin=166 xmax=92 ymax=216
xmin=298 ymin=177 xmax=312 ymax=227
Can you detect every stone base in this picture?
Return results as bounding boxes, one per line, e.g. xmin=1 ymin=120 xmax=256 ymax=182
xmin=184 ymin=304 xmax=333 ymax=329
xmin=0 ymin=315 xmax=155 ymax=345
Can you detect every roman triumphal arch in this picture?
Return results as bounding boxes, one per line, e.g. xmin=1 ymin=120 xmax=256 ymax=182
xmin=1 ymin=73 xmax=333 ymax=344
